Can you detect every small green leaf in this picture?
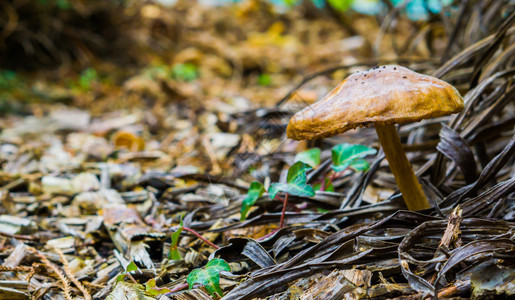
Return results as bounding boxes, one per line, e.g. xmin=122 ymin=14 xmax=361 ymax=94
xmin=268 ymin=182 xmax=281 ymax=200
xmin=117 ymin=260 xmax=139 ymax=282
xmin=268 ymin=162 xmax=315 ymax=199
xmin=145 ymin=278 xmax=156 ymax=289
xmin=187 ymin=258 xmax=231 ymax=297
xmin=241 ymin=182 xmax=266 ymax=221
xmin=286 ymin=161 xmax=313 ymax=185
xmin=169 ymin=218 xmax=184 ymax=260
xmin=349 ymin=159 xmax=370 ymax=172
xmin=77 ymin=68 xmax=98 ymax=90
xmin=116 ymin=274 xmax=126 ymax=282
xmin=205 ymin=258 xmax=231 ymax=271
xmin=269 ymin=182 xmax=315 ymax=199
xmin=145 ymin=279 xmax=171 ymax=296
xmin=169 ymin=249 xmax=181 ymax=260
xmin=258 ymin=74 xmax=272 ymax=86
xmin=331 ymin=143 xmax=376 ymax=172
xmin=172 ymin=63 xmax=199 ymax=82
xmin=126 ymin=261 xmax=138 ymax=273
xmin=294 ymin=148 xmax=321 ymax=168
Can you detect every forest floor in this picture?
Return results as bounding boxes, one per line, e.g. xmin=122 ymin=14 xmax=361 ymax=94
xmin=0 ymin=1 xmax=514 ymax=299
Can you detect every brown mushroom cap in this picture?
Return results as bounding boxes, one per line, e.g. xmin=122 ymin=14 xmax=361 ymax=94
xmin=287 ymin=65 xmax=464 ymax=140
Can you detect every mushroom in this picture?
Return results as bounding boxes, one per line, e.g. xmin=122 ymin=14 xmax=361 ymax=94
xmin=287 ymin=65 xmax=464 ymax=211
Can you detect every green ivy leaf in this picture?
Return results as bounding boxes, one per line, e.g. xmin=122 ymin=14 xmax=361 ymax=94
xmin=349 ymin=159 xmax=370 ymax=172
xmin=116 ymin=274 xmax=126 ymax=282
xmin=187 ymin=258 xmax=231 ymax=297
xmin=241 ymin=182 xmax=266 ymax=221
xmin=294 ymin=148 xmax=321 ymax=168
xmin=268 ymin=162 xmax=315 ymax=199
xmin=268 ymin=182 xmax=314 ymax=200
xmin=169 ymin=218 xmax=184 ymax=260
xmin=145 ymin=279 xmax=171 ymax=296
xmin=327 ymin=0 xmax=354 ymax=12
xmin=331 ymin=143 xmax=376 ymax=172
xmin=286 ymin=161 xmax=312 ymax=185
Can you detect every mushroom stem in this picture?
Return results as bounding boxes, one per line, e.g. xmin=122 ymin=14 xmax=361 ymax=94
xmin=375 ymin=124 xmax=430 ymax=211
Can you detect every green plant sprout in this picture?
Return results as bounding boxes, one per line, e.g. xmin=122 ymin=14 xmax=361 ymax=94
xmin=168 ymin=217 xmax=219 ymax=260
xmin=325 ymin=143 xmax=376 ymax=190
xmin=241 ymin=182 xmax=266 ymax=221
xmin=240 ymin=144 xmax=374 ymax=226
xmin=293 ymin=143 xmax=376 ymax=191
xmin=77 ymin=68 xmax=99 ymax=91
xmin=169 ymin=218 xmax=184 ymax=260
xmin=240 ymin=162 xmax=314 ymax=226
xmin=268 ymin=161 xmax=315 ymax=228
xmin=187 ymin=258 xmax=231 ymax=297
xmin=116 ymin=260 xmax=138 ymax=283
xmin=294 ymin=147 xmax=321 ymax=168
xmin=331 ymin=143 xmax=377 ymax=172
xmin=115 ymin=261 xmax=171 ymax=295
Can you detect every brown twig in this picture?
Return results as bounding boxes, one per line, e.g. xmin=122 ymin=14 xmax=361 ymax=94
xmin=0 ymin=231 xmax=38 ymax=241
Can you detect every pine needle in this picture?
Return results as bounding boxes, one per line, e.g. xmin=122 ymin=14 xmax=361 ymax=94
xmin=54 ymin=247 xmax=92 ymax=300
xmin=30 ymin=247 xmax=74 ymax=300
xmin=0 ymin=265 xmax=33 ymax=272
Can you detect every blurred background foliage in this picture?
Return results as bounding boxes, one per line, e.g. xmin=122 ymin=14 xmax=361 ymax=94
xmin=0 ymin=0 xmax=459 ymax=71
xmin=0 ymin=0 xmax=512 ymax=115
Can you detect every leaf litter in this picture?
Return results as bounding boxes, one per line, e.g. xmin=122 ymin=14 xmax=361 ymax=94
xmin=0 ymin=0 xmax=514 ymax=299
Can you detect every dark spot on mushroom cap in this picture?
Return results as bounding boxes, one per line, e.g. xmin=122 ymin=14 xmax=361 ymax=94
xmin=403 ymin=76 xmax=407 ymax=78
xmin=394 ymin=67 xmax=397 ymax=70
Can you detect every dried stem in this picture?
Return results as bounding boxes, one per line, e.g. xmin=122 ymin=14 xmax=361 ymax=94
xmin=182 ymin=227 xmax=220 ymax=250
xmin=166 ymin=282 xmax=190 ymax=295
xmin=279 ymin=193 xmax=289 ymax=228
xmin=30 ymin=248 xmax=73 ymax=300
xmin=54 ymin=247 xmax=92 ymax=300
xmin=0 ymin=265 xmax=33 ymax=273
